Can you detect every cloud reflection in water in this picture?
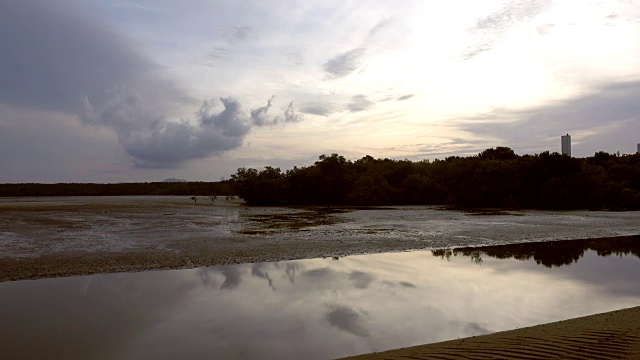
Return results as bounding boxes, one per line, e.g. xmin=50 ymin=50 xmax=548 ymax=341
xmin=1 ymin=236 xmax=640 ymax=359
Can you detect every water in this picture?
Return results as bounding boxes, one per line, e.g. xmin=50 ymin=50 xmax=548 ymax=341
xmin=1 ymin=237 xmax=639 ymax=360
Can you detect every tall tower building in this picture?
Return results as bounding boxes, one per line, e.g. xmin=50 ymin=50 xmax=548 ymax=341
xmin=561 ymin=134 xmax=571 ymax=156
xmin=637 ymin=143 xmax=640 ymax=153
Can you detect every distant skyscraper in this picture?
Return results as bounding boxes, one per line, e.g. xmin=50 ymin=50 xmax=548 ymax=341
xmin=561 ymin=134 xmax=571 ymax=156
xmin=637 ymin=143 xmax=640 ymax=153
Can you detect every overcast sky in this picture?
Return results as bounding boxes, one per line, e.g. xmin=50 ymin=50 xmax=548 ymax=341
xmin=1 ymin=0 xmax=639 ymax=183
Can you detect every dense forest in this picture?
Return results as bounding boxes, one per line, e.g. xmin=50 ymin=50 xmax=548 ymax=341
xmin=230 ymin=147 xmax=640 ymax=209
xmin=2 ymin=147 xmax=638 ymax=210
xmin=0 ymin=181 xmax=234 ymax=197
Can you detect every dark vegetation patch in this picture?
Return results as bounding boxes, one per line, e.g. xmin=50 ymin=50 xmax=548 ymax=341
xmin=231 ymin=148 xmax=640 ymax=210
xmin=236 ymin=208 xmax=350 ymax=235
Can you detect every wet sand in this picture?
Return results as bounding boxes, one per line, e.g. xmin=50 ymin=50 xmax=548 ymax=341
xmin=343 ymin=306 xmax=640 ymax=360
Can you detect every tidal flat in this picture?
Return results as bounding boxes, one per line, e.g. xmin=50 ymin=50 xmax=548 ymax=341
xmin=1 ymin=196 xmax=640 ymax=359
xmin=1 ymin=196 xmax=639 ymax=281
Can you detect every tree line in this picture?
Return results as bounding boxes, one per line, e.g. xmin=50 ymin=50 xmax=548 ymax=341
xmin=0 ymin=181 xmax=234 ymax=197
xmin=230 ymin=147 xmax=640 ymax=209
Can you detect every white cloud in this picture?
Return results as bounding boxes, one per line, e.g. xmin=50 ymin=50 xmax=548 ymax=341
xmin=2 ymin=0 xmax=640 ymax=181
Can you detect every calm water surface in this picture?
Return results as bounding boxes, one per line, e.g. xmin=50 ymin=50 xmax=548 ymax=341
xmin=1 ymin=237 xmax=639 ymax=360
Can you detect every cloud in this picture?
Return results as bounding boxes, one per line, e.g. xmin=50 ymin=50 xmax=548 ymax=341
xmin=251 ymin=263 xmax=275 ymax=291
xmin=322 ymin=18 xmax=402 ymax=79
xmin=206 ymin=47 xmax=233 ymax=68
xmin=81 ymin=89 xmax=302 ymax=168
xmin=323 ymin=47 xmax=367 ymax=79
xmin=206 ymin=26 xmax=254 ymax=68
xmin=299 ymin=102 xmax=340 ymax=117
xmin=460 ymin=42 xmax=494 ymax=60
xmin=462 ymin=0 xmax=552 ymax=59
xmin=462 ymin=321 xmax=492 ymax=336
xmin=0 ymin=0 xmax=187 ymax=113
xmin=222 ymin=26 xmax=253 ymax=44
xmin=471 ymin=0 xmax=551 ymax=35
xmin=1 ymin=1 xmax=303 ymax=170
xmin=397 ymin=94 xmax=414 ymax=101
xmin=219 ymin=266 xmax=243 ymax=291
xmin=347 ymin=95 xmax=374 ymax=113
xmin=536 ymin=23 xmax=556 ymax=35
xmin=274 ymin=262 xmax=301 ymax=284
xmin=381 ymin=280 xmax=417 ymax=288
xmin=250 ymin=96 xmax=303 ymax=126
xmin=348 ymin=271 xmax=376 ymax=289
xmin=366 ymin=18 xmax=394 ymax=39
xmin=325 ymin=304 xmax=369 ymax=337
xmin=398 ymin=281 xmax=416 ymax=288
xmin=302 ymin=267 xmax=340 ymax=283
xmin=80 ymin=88 xmax=254 ymax=168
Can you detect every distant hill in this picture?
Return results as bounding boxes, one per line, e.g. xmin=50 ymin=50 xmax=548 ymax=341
xmin=161 ymin=178 xmax=189 ymax=183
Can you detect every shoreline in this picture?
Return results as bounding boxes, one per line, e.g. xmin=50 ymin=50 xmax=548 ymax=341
xmin=1 ymin=233 xmax=638 ymax=282
xmin=342 ymin=306 xmax=640 ymax=359
xmin=1 ymin=199 xmax=639 ymax=282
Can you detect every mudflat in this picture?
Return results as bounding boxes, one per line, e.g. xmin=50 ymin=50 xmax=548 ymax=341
xmin=1 ymin=196 xmax=639 ymax=282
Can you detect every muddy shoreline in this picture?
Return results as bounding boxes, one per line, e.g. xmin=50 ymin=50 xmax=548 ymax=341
xmin=1 ymin=196 xmax=639 ymax=282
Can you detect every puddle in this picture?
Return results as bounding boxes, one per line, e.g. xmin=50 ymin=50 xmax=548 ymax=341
xmin=1 ymin=237 xmax=639 ymax=360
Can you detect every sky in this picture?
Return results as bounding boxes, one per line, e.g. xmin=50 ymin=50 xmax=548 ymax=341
xmin=1 ymin=0 xmax=640 ymax=183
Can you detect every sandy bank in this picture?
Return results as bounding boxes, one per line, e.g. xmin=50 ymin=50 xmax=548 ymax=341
xmin=343 ymin=306 xmax=640 ymax=360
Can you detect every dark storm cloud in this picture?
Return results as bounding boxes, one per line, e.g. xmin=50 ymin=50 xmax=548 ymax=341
xmin=347 ymin=95 xmax=374 ymax=113
xmin=325 ymin=304 xmax=369 ymax=337
xmin=0 ymin=0 xmax=186 ymax=113
xmin=323 ymin=47 xmax=366 ymax=79
xmin=459 ymin=81 xmax=640 ymax=154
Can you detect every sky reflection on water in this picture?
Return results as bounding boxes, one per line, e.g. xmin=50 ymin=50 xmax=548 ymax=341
xmin=1 ymin=238 xmax=639 ymax=360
